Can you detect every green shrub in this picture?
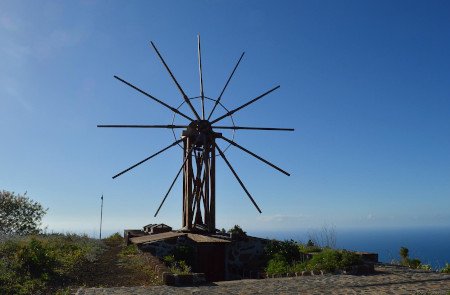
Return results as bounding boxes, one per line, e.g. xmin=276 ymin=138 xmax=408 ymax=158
xmin=400 ymin=246 xmax=409 ymax=261
xmin=16 ymin=238 xmax=59 ymax=279
xmin=291 ymin=261 xmax=307 ymax=273
xmin=265 ymin=239 xmax=303 ymax=263
xmin=398 ymin=246 xmax=426 ymax=270
xmin=163 ymin=255 xmax=175 ymax=265
xmin=419 ymin=264 xmax=432 ymax=271
xmin=164 ymin=254 xmax=192 ymax=275
xmin=441 ymin=263 xmax=450 ymax=274
xmin=307 ymin=248 xmax=341 ymax=272
xmin=266 ymin=253 xmax=289 ymax=275
xmin=119 ymin=244 xmax=139 ymax=257
xmin=103 ymin=232 xmax=123 ymax=246
xmin=173 ymin=245 xmax=194 ymax=267
xmin=407 ymin=258 xmax=422 ymax=269
xmin=305 ymin=249 xmax=361 ymax=272
xmin=228 ymin=225 xmax=247 ymax=237
xmin=163 ymin=245 xmax=194 ymax=275
xmin=298 ymin=243 xmax=322 ymax=253
xmin=340 ymin=250 xmax=362 ymax=268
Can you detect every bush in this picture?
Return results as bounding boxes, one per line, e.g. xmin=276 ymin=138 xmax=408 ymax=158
xmin=340 ymin=250 xmax=363 ymax=268
xmin=306 ymin=249 xmax=362 ymax=272
xmin=228 ymin=225 xmax=247 ymax=237
xmin=398 ymin=246 xmax=424 ymax=269
xmin=441 ymin=263 xmax=450 ymax=274
xmin=291 ymin=261 xmax=307 ymax=273
xmin=119 ymin=244 xmax=139 ymax=257
xmin=400 ymin=246 xmax=409 ymax=262
xmin=0 ymin=191 xmax=47 ymax=236
xmin=162 ymin=245 xmax=194 ymax=275
xmin=266 ymin=253 xmax=289 ymax=275
xmin=307 ymin=248 xmax=342 ymax=272
xmin=163 ymin=254 xmax=191 ymax=275
xmin=170 ymin=260 xmax=191 ymax=275
xmin=173 ymin=245 xmax=194 ymax=267
xmin=419 ymin=264 xmax=432 ymax=271
xmin=298 ymin=243 xmax=322 ymax=253
xmin=265 ymin=239 xmax=303 ymax=263
xmin=103 ymin=232 xmax=123 ymax=246
xmin=407 ymin=258 xmax=422 ymax=269
xmin=163 ymin=255 xmax=176 ymax=265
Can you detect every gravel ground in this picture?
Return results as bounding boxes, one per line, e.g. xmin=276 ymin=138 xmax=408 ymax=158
xmin=75 ymin=265 xmax=450 ymax=295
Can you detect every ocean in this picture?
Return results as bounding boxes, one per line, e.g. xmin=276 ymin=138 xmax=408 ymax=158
xmin=250 ymin=227 xmax=450 ymax=269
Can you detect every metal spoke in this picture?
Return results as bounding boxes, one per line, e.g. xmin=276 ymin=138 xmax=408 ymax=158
xmin=97 ymin=124 xmax=188 ymax=129
xmin=215 ymin=143 xmax=262 ymax=213
xmin=210 ymin=85 xmax=280 ymax=124
xmin=220 ymin=135 xmax=290 ymax=176
xmin=112 ymin=139 xmax=183 ymax=179
xmin=114 ymin=75 xmax=193 ymax=121
xmin=207 ymin=52 xmax=245 ymax=120
xmin=197 ymin=34 xmax=205 ymax=119
xmin=213 ymin=126 xmax=294 ymax=131
xmin=154 ymin=143 xmax=195 ymax=217
xmin=150 ymin=41 xmax=201 ymax=120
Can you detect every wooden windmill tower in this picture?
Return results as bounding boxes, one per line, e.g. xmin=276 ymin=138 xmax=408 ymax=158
xmin=98 ymin=36 xmax=293 ymax=233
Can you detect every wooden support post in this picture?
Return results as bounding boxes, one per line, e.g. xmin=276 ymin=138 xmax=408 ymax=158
xmin=210 ymin=142 xmax=216 ymax=232
xmin=204 ymin=145 xmax=210 ymax=227
xmin=182 ymin=138 xmax=187 ymax=228
xmin=184 ymin=137 xmax=193 ymax=230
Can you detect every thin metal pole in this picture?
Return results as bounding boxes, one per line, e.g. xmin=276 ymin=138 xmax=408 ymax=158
xmin=100 ymin=194 xmax=103 ymax=239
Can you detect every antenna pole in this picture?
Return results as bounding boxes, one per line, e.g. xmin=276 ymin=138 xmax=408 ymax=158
xmin=99 ymin=194 xmax=103 ymax=239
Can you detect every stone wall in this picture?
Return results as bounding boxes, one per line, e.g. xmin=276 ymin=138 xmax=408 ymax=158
xmin=139 ymin=237 xmax=179 ymax=257
xmin=225 ymin=236 xmax=269 ymax=280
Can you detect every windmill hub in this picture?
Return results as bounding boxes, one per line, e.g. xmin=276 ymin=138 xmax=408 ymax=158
xmin=183 ymin=120 xmax=219 ymax=149
xmin=188 ymin=120 xmax=212 ymax=134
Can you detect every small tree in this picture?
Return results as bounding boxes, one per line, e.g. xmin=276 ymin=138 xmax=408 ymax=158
xmin=0 ymin=190 xmax=47 ymax=236
xmin=228 ymin=225 xmax=247 ymax=237
xmin=400 ymin=246 xmax=409 ymax=262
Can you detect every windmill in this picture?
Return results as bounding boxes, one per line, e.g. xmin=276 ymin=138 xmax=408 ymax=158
xmin=98 ymin=35 xmax=294 ymax=233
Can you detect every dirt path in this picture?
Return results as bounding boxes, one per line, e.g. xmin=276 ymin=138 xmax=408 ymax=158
xmin=74 ymin=242 xmax=162 ymax=288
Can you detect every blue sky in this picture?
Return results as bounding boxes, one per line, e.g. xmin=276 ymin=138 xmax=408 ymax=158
xmin=1 ymin=0 xmax=449 ymax=235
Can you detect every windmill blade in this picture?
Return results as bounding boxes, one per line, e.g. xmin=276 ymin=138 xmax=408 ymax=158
xmin=213 ymin=126 xmax=294 ymax=131
xmin=215 ymin=143 xmax=262 ymax=213
xmin=150 ymin=41 xmax=201 ymax=120
xmin=112 ymin=138 xmax=183 ymax=179
xmin=207 ymin=52 xmax=245 ymax=120
xmin=197 ymin=34 xmax=205 ymax=119
xmin=210 ymin=85 xmax=280 ymax=124
xmin=114 ymin=75 xmax=193 ymax=121
xmin=220 ymin=135 xmax=290 ymax=176
xmin=154 ymin=143 xmax=195 ymax=217
xmin=97 ymin=124 xmax=188 ymax=129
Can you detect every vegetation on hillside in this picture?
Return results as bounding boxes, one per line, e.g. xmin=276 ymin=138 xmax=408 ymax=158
xmin=264 ymin=239 xmax=363 ymax=275
xmin=0 ymin=234 xmax=104 ymax=294
xmin=0 ymin=190 xmax=163 ymax=293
